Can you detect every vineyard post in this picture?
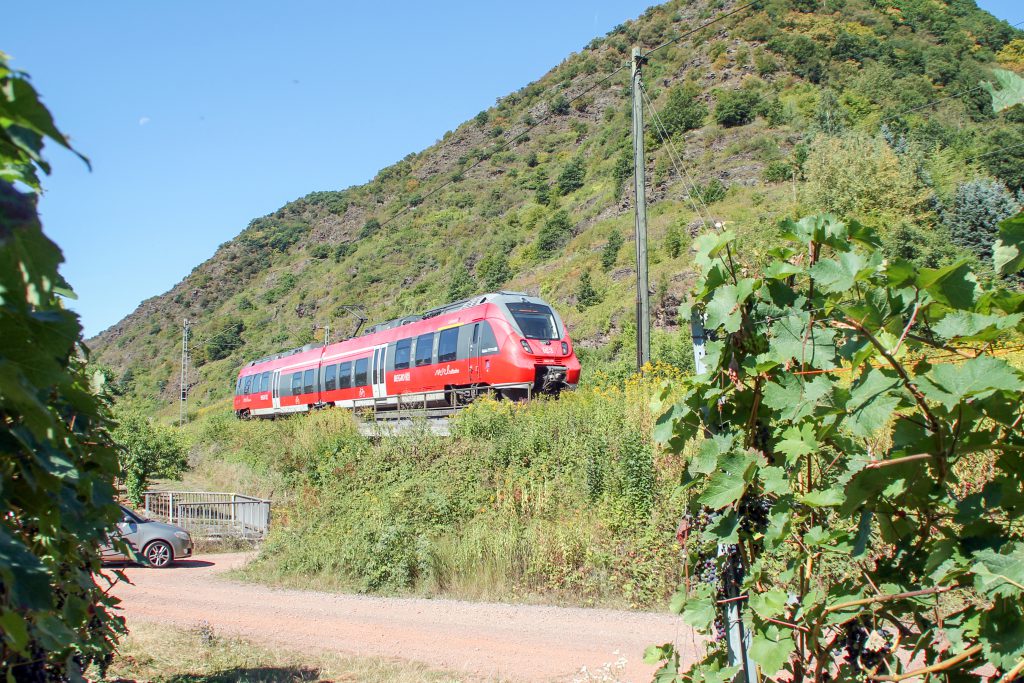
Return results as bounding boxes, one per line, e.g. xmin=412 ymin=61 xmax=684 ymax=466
xmin=690 ymin=308 xmax=757 ymax=682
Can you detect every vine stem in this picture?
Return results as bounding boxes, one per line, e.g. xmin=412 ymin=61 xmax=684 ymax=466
xmin=843 ymin=317 xmax=943 ymax=438
xmin=891 ymin=301 xmax=920 ymax=356
xmin=824 ymin=586 xmax=955 ymax=613
xmin=865 ymin=453 xmax=934 ymax=469
xmin=997 ymin=657 xmax=1024 ymax=683
xmin=866 ymin=644 xmax=983 ymax=682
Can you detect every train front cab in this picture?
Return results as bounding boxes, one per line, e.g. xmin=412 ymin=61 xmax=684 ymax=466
xmin=484 ymin=296 xmax=580 ymax=400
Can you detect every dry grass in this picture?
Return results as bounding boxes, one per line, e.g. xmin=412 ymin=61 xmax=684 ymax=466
xmin=100 ymin=621 xmax=500 ymax=682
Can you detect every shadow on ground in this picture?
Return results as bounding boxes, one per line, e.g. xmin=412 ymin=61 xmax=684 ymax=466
xmin=110 ymin=665 xmax=322 ymax=682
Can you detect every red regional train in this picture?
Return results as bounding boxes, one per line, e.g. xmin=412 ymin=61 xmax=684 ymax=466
xmin=232 ymin=292 xmax=581 ymax=419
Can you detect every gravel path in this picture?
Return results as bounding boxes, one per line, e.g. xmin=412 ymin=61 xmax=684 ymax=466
xmin=108 ymin=553 xmax=702 ymax=682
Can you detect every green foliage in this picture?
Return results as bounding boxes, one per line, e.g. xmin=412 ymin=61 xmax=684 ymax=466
xmin=612 ymin=147 xmax=632 ymax=200
xmin=651 ymin=214 xmax=1024 ymax=679
xmin=983 ymin=68 xmax=1024 ymax=112
xmin=477 ymin=251 xmax=513 ymax=290
xmin=536 ymin=209 xmax=573 ymax=255
xmin=359 ymin=217 xmax=381 ymax=239
xmin=112 ymin=412 xmax=188 ymax=504
xmin=205 ymin=317 xmax=245 ymax=362
xmin=550 ymin=94 xmax=570 ymax=115
xmin=556 ymin=156 xmax=586 ymax=195
xmin=664 ymin=222 xmax=683 ymax=259
xmin=763 ymin=159 xmax=794 ymax=183
xmin=714 ymin=89 xmax=761 ymax=127
xmin=447 ymin=261 xmax=476 ymax=301
xmin=576 ymin=270 xmax=602 ymax=311
xmin=691 ymin=179 xmax=727 ymax=205
xmin=945 ymin=179 xmax=1021 ymax=263
xmin=984 ymin=127 xmax=1024 ymax=191
xmin=659 ymin=84 xmax=708 ymax=138
xmin=602 ymin=229 xmax=624 ymax=270
xmin=261 ymin=273 xmax=297 ymax=304
xmin=0 ymin=56 xmax=124 ymax=679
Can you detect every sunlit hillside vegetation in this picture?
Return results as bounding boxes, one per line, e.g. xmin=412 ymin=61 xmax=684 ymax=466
xmin=90 ymin=0 xmax=1023 ymax=416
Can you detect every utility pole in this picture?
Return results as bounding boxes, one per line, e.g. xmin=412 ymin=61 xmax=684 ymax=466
xmin=631 ymin=47 xmax=652 ymax=373
xmin=179 ymin=319 xmax=190 ymax=426
xmin=690 ymin=308 xmax=757 ymax=682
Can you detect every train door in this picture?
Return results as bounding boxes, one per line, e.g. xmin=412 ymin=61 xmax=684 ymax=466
xmin=271 ymin=370 xmax=281 ymax=411
xmin=468 ymin=322 xmax=482 ymax=384
xmin=371 ymin=344 xmax=388 ymax=399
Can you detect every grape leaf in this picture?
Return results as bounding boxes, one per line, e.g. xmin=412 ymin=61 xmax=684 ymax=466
xmin=973 ymin=543 xmax=1024 ymax=599
xmin=846 ymin=368 xmax=905 ymax=438
xmin=918 ymin=355 xmax=1024 ymax=411
xmin=808 ymin=250 xmax=871 ymax=294
xmin=982 ymin=68 xmax=1024 ymax=112
xmin=750 ymin=626 xmax=795 ymax=675
xmin=993 ymin=211 xmax=1024 ymax=277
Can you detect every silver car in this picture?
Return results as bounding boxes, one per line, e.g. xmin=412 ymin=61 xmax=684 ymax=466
xmin=101 ymin=505 xmax=194 ymax=568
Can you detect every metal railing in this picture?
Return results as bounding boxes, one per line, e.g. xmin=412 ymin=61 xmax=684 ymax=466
xmin=142 ymin=490 xmax=272 ymax=540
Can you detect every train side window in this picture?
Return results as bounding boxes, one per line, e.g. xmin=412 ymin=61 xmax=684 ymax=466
xmin=260 ymin=372 xmax=270 ymax=392
xmin=355 ymin=358 xmax=369 ymax=386
xmin=339 ymin=362 xmax=352 ymax=389
xmin=290 ymin=372 xmax=302 ymax=395
xmin=303 ymin=369 xmax=316 ymax=394
xmin=324 ymin=364 xmax=337 ymax=391
xmin=243 ymin=375 xmax=253 ymax=394
xmin=479 ymin=322 xmax=500 ymax=355
xmin=438 ymin=327 xmax=459 ymax=363
xmin=415 ymin=333 xmax=434 ymax=366
xmin=235 ymin=378 xmax=243 ymax=396
xmin=395 ymin=339 xmax=412 ymax=370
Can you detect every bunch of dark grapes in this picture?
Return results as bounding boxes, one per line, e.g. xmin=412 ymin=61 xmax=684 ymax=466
xmin=738 ymin=495 xmax=773 ymax=534
xmin=842 ymin=620 xmax=892 ymax=673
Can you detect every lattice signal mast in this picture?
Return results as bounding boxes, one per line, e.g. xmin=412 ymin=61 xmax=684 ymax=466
xmin=179 ymin=319 xmax=190 ymax=426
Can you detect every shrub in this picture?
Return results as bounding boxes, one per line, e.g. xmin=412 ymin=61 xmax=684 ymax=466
xmin=359 ymin=218 xmax=381 ymax=239
xmin=691 ymin=179 xmax=728 ymax=205
xmin=714 ymin=88 xmax=761 ymax=127
xmin=576 ymin=270 xmax=602 ymax=311
xmin=556 ymin=156 xmax=586 ymax=195
xmin=602 ymin=229 xmax=624 ymax=270
xmin=944 ymin=179 xmax=1021 ymax=262
xmin=550 ymin=94 xmax=570 ymax=115
xmin=309 ymin=244 xmax=330 ymax=259
xmin=664 ymin=222 xmax=683 ymax=258
xmin=448 ymin=262 xmax=477 ymax=301
xmin=984 ymin=128 xmax=1024 ymax=191
xmin=536 ymin=210 xmax=574 ymax=255
xmin=763 ymin=159 xmax=794 ymax=182
xmin=478 ymin=251 xmax=513 ymax=290
xmin=659 ymin=84 xmax=707 ymax=137
xmin=113 ymin=412 xmax=189 ymax=504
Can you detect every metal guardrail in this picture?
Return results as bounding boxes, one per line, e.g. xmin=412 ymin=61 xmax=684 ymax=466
xmin=142 ymin=490 xmax=271 ymax=540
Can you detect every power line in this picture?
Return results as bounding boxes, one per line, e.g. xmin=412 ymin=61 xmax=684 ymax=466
xmin=643 ymin=1 xmax=759 ymax=61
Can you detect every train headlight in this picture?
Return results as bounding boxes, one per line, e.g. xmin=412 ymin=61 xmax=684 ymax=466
xmin=561 ymin=341 xmax=569 ymax=355
xmin=520 ymin=340 xmax=534 ymax=354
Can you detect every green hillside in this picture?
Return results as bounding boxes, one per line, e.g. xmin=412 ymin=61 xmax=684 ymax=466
xmin=89 ymin=0 xmax=1024 ymax=413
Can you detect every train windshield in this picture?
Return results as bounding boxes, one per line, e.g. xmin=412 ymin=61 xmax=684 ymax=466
xmin=506 ymin=303 xmax=560 ymax=340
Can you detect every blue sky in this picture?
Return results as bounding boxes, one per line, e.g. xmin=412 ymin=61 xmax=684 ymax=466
xmin=3 ymin=1 xmax=1020 ymax=337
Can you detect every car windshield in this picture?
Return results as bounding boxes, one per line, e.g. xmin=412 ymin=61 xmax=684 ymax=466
xmin=506 ymin=303 xmax=559 ymax=340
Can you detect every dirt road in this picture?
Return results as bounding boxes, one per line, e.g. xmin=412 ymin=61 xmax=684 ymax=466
xmin=109 ymin=553 xmax=701 ymax=682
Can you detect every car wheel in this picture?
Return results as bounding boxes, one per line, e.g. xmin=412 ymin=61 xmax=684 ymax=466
xmin=143 ymin=540 xmax=173 ymax=568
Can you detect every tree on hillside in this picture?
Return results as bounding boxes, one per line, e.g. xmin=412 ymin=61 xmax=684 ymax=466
xmin=945 ymin=179 xmax=1021 ymax=262
xmin=556 ymin=156 xmax=586 ymax=195
xmin=0 ymin=57 xmax=125 ymax=679
xmin=205 ymin=317 xmax=245 ymax=361
xmin=448 ymin=261 xmax=477 ymax=301
xmin=659 ymin=83 xmax=707 ymax=137
xmin=804 ymin=133 xmax=933 ymax=229
xmin=714 ymin=88 xmax=761 ymax=127
xmin=478 ymin=251 xmax=513 ymax=290
xmin=575 ymin=270 xmax=602 ymax=311
xmin=602 ymin=229 xmax=624 ymax=271
xmin=536 ymin=210 xmax=574 ymax=256
xmin=664 ymin=222 xmax=683 ymax=259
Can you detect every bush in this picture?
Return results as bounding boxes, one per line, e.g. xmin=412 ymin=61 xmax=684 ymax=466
xmin=205 ymin=317 xmax=245 ymax=361
xmin=602 ymin=229 xmax=624 ymax=270
xmin=113 ymin=412 xmax=189 ymax=504
xmin=550 ymin=94 xmax=570 ymax=115
xmin=714 ymin=88 xmax=761 ymax=127
xmin=536 ymin=210 xmax=574 ymax=255
xmin=763 ymin=159 xmax=794 ymax=182
xmin=944 ymin=179 xmax=1021 ymax=262
xmin=691 ymin=179 xmax=728 ymax=205
xmin=359 ymin=218 xmax=381 ymax=239
xmin=576 ymin=270 xmax=602 ymax=310
xmin=448 ymin=261 xmax=477 ymax=301
xmin=984 ymin=128 xmax=1024 ymax=191
xmin=659 ymin=84 xmax=707 ymax=137
xmin=556 ymin=156 xmax=586 ymax=195
xmin=664 ymin=222 xmax=683 ymax=258
xmin=478 ymin=251 xmax=513 ymax=290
